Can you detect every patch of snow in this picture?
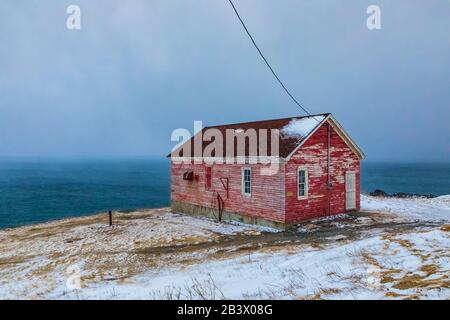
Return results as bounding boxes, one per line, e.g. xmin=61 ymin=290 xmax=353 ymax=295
xmin=172 ymin=213 xmax=279 ymax=234
xmin=280 ymin=116 xmax=325 ymax=138
xmin=361 ymin=194 xmax=450 ymax=221
xmin=398 ymin=229 xmax=450 ymax=251
xmin=325 ymin=234 xmax=347 ymax=241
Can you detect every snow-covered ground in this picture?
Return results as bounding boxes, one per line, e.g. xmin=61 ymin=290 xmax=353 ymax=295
xmin=57 ymin=227 xmax=450 ymax=300
xmin=361 ymin=194 xmax=450 ymax=221
xmin=0 ymin=209 xmax=274 ymax=299
xmin=0 ymin=195 xmax=448 ymax=300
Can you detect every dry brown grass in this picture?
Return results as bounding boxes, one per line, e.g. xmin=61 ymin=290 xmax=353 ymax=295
xmin=380 ymin=269 xmax=401 ymax=284
xmin=393 ymin=274 xmax=450 ymax=290
xmin=359 ymin=251 xmax=382 ymax=268
xmin=0 ymin=255 xmax=34 ymax=266
xmin=303 ymin=288 xmax=342 ymax=300
xmin=385 ymin=291 xmax=407 ymax=298
xmin=420 ymin=264 xmax=439 ymax=276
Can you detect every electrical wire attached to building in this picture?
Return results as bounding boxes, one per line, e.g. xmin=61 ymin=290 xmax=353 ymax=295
xmin=227 ymin=0 xmax=312 ymax=116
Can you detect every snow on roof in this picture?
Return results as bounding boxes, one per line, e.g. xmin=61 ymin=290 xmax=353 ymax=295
xmin=280 ymin=115 xmax=325 ymax=138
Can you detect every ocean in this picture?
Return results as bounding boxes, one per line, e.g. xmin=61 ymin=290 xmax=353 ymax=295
xmin=0 ymin=159 xmax=170 ymax=229
xmin=0 ymin=159 xmax=448 ymax=229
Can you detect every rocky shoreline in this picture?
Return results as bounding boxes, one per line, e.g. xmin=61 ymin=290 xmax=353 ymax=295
xmin=369 ymin=189 xmax=436 ymax=199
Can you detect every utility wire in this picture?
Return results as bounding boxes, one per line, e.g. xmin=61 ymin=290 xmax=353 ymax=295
xmin=227 ymin=0 xmax=311 ymax=116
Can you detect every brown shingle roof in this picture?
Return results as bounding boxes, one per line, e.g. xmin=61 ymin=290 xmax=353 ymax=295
xmin=169 ymin=113 xmax=330 ymax=159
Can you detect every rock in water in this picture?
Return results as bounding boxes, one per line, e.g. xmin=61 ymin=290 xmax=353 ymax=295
xmin=370 ymin=189 xmax=388 ymax=197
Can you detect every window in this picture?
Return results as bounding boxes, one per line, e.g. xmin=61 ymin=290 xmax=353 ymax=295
xmin=205 ymin=167 xmax=212 ymax=190
xmin=242 ymin=168 xmax=251 ymax=196
xmin=298 ymin=168 xmax=308 ymax=199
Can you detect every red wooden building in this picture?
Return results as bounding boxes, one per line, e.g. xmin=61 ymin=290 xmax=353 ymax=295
xmin=170 ymin=113 xmax=365 ymax=229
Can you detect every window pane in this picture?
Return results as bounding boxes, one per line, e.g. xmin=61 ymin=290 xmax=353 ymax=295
xmin=299 ymin=184 xmax=305 ymax=196
xmin=298 ymin=169 xmax=306 ymax=197
xmin=299 ymin=171 xmax=305 ymax=183
xmin=243 ymin=169 xmax=251 ymax=194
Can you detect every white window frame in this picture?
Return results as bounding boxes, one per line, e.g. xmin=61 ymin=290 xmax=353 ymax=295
xmin=297 ymin=167 xmax=308 ymax=200
xmin=241 ymin=167 xmax=252 ymax=197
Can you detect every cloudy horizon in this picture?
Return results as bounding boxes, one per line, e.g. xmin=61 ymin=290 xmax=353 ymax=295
xmin=1 ymin=0 xmax=449 ymax=162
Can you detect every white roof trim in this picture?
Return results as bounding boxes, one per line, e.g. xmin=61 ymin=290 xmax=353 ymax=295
xmin=326 ymin=115 xmax=365 ymax=160
xmin=284 ymin=114 xmax=365 ymax=161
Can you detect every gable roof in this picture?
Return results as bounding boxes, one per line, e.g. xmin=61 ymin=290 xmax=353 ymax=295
xmin=169 ymin=113 xmax=365 ymax=160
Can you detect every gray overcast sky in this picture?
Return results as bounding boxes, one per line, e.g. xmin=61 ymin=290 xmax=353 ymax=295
xmin=0 ymin=0 xmax=449 ymax=162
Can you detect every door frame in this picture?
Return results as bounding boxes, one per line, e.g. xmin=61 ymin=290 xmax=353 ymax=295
xmin=345 ymin=171 xmax=356 ymax=211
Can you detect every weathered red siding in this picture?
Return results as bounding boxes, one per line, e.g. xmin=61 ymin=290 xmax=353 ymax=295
xmin=171 ymin=162 xmax=286 ymax=223
xmin=285 ymin=122 xmax=360 ymax=223
xmin=170 ymin=119 xmax=361 ymax=226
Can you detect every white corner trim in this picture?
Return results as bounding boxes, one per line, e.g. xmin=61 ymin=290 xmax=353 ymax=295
xmin=326 ymin=115 xmax=366 ymax=160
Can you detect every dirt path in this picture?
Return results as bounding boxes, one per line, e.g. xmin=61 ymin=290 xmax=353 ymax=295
xmin=133 ymin=212 xmax=441 ymax=257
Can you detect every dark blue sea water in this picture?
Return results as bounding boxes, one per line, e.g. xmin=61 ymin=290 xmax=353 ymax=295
xmin=0 ymin=159 xmax=448 ymax=229
xmin=361 ymin=162 xmax=450 ymax=196
xmin=0 ymin=159 xmax=170 ymax=229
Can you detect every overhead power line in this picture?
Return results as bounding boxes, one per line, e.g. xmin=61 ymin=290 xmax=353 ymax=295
xmin=227 ymin=0 xmax=311 ymax=116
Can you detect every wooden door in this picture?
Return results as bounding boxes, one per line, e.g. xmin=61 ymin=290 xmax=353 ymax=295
xmin=345 ymin=171 xmax=356 ymax=210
